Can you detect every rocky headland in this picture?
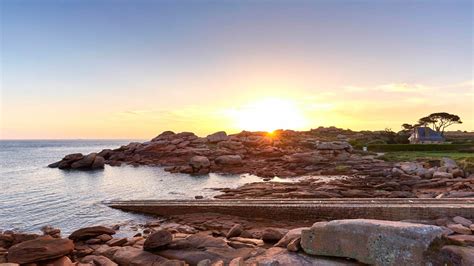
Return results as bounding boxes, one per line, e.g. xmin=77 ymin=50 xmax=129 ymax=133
xmin=49 ymin=129 xmax=474 ymax=199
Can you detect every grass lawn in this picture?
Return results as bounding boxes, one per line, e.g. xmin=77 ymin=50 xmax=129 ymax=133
xmin=378 ymin=151 xmax=474 ymax=162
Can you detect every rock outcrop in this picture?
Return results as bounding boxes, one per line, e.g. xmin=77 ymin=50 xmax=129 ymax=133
xmin=49 ymin=153 xmax=105 ymax=170
xmin=49 ymin=130 xmax=364 ymax=177
xmin=301 ymin=219 xmax=445 ymax=265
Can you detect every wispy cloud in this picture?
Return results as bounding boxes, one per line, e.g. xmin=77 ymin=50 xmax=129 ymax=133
xmin=377 ymin=83 xmax=430 ymax=93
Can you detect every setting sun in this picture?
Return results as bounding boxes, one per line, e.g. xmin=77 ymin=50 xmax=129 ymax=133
xmin=230 ymin=98 xmax=309 ymax=132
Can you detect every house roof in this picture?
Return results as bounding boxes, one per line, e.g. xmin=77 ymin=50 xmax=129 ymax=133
xmin=415 ymin=127 xmax=444 ymax=141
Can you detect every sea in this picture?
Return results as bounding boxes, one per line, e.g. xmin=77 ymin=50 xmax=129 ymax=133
xmin=0 ymin=140 xmax=270 ymax=234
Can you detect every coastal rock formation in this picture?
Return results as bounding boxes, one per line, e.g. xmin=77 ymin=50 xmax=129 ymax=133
xmin=49 ymin=130 xmax=366 ymax=177
xmin=47 ymin=129 xmax=474 ymax=199
xmin=49 ymin=153 xmax=105 ymax=170
xmin=301 ymin=219 xmax=445 ymax=265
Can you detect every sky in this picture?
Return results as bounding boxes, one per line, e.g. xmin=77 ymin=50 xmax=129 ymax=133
xmin=1 ymin=0 xmax=473 ymax=139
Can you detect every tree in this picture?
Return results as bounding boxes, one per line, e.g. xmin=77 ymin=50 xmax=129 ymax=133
xmin=402 ymin=112 xmax=462 ymax=137
xmin=425 ymin=112 xmax=462 ymax=135
xmin=418 ymin=116 xmax=436 ymax=128
xmin=401 ymin=123 xmax=413 ymax=131
xmin=400 ymin=123 xmax=418 ymax=135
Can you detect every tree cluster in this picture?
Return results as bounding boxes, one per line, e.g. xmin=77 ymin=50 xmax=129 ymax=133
xmin=401 ymin=112 xmax=462 ymax=136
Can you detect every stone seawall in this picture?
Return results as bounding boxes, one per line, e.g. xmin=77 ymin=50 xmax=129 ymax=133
xmin=107 ymin=198 xmax=474 ymax=221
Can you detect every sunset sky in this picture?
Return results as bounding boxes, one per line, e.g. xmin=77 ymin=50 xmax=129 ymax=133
xmin=1 ymin=0 xmax=473 ymax=139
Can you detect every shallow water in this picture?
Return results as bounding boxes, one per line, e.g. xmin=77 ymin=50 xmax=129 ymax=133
xmin=0 ymin=140 xmax=270 ymax=234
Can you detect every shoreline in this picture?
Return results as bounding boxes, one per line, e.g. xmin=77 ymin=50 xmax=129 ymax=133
xmin=2 ymin=211 xmax=473 ymax=265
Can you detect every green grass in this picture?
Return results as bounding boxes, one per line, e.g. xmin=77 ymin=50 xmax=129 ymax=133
xmin=377 ymin=151 xmax=474 ymax=162
xmin=361 ymin=144 xmax=474 ymax=152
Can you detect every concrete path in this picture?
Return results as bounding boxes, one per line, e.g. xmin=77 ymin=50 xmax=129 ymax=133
xmin=106 ymin=198 xmax=474 ymax=221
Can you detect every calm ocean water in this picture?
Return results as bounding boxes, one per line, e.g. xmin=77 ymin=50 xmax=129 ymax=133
xmin=0 ymin=140 xmax=265 ymax=234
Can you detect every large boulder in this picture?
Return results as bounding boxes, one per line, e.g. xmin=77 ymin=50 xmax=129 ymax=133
xmin=71 ymin=153 xmax=97 ymax=169
xmin=143 ymin=230 xmax=173 ymax=250
xmin=206 ymin=131 xmax=229 ymax=143
xmin=215 ymin=155 xmax=243 ymax=165
xmin=49 ymin=153 xmax=84 ymax=169
xmin=301 ymin=219 xmax=445 ymax=265
xmin=91 ymin=156 xmax=105 ymax=169
xmin=189 ymin=156 xmax=211 ymax=170
xmin=261 ymin=228 xmax=288 ymax=243
xmin=7 ymin=236 xmax=74 ymax=264
xmin=69 ymin=226 xmax=115 ymax=241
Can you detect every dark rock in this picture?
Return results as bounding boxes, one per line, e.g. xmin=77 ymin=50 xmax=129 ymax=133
xmin=440 ymin=245 xmax=474 ymax=265
xmin=91 ymin=156 xmax=105 ymax=169
xmin=48 ymin=161 xmax=61 ymax=168
xmin=226 ymin=224 xmax=243 ymax=239
xmin=143 ymin=230 xmax=173 ymax=250
xmin=69 ymin=226 xmax=115 ymax=241
xmin=261 ymin=228 xmax=288 ymax=243
xmin=106 ymin=237 xmax=127 ymax=247
xmin=7 ymin=236 xmax=74 ymax=264
xmin=453 ymin=216 xmax=473 ymax=227
xmin=71 ymin=153 xmax=97 ymax=169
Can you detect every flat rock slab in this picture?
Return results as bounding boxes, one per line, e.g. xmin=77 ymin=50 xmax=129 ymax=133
xmin=301 ymin=219 xmax=445 ymax=266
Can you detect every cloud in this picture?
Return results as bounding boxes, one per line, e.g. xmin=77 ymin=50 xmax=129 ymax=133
xmin=377 ymin=83 xmax=430 ymax=92
xmin=342 ymin=83 xmax=431 ymax=93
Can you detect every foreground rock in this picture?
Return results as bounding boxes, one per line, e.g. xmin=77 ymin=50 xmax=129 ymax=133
xmin=143 ymin=230 xmax=173 ymax=250
xmin=69 ymin=226 xmax=115 ymax=241
xmin=2 ymin=215 xmax=473 ymax=265
xmin=301 ymin=219 xmax=445 ymax=265
xmin=7 ymin=236 xmax=74 ymax=264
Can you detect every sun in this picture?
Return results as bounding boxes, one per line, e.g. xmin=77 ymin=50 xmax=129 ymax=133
xmin=231 ymin=98 xmax=308 ymax=132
